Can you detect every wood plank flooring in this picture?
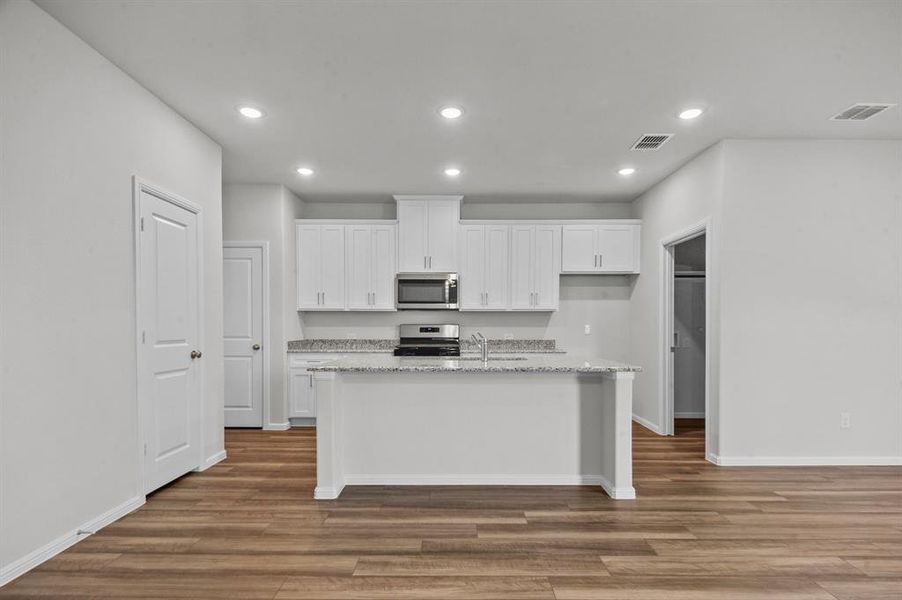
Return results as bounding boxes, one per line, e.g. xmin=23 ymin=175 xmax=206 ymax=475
xmin=2 ymin=419 xmax=900 ymax=599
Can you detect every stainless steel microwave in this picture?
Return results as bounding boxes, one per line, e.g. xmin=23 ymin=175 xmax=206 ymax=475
xmin=396 ymin=273 xmax=459 ymax=310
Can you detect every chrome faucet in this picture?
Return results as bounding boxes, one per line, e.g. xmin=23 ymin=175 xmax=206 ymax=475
xmin=471 ymin=332 xmax=488 ymax=362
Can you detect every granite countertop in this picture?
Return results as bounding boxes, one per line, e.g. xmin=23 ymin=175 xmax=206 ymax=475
xmin=305 ymin=354 xmax=640 ymax=374
xmin=287 ymin=339 xmax=566 ymax=354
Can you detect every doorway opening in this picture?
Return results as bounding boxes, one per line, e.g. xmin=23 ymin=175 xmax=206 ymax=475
xmin=660 ymin=221 xmax=711 ymax=459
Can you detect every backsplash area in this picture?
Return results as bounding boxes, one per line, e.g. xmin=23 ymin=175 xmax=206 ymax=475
xmin=297 ymin=276 xmax=632 ymax=360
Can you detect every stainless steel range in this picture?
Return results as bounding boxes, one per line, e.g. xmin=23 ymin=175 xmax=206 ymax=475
xmin=393 ymin=324 xmax=460 ymax=357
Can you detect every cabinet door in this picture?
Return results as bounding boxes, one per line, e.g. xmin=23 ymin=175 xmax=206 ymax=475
xmin=345 ymin=225 xmax=372 ymax=310
xmin=289 ymin=368 xmax=316 ymax=418
xmin=561 ymin=225 xmax=598 ymax=272
xmin=397 ymin=200 xmax=428 ymax=272
xmin=319 ymin=225 xmax=346 ymax=309
xmin=484 ymin=225 xmax=509 ymax=309
xmin=533 ymin=225 xmax=561 ymax=310
xmin=370 ymin=225 xmax=397 ymax=309
xmin=597 ymin=224 xmax=638 ymax=273
xmin=425 ymin=200 xmax=459 ymax=272
xmin=459 ymin=225 xmax=485 ymax=309
xmin=296 ymin=225 xmax=322 ymax=309
xmin=509 ymin=226 xmax=534 ymax=309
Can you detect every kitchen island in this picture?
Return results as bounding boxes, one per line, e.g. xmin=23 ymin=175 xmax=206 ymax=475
xmin=307 ymin=355 xmax=641 ymax=501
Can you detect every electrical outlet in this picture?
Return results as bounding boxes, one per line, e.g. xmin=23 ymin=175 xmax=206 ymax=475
xmin=584 ymin=324 xmax=591 ymax=335
xmin=840 ymin=412 xmax=851 ymax=429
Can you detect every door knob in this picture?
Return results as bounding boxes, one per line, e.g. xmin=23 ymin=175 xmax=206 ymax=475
xmin=252 ymin=344 xmax=261 ymax=351
xmin=190 ymin=350 xmax=202 ymax=359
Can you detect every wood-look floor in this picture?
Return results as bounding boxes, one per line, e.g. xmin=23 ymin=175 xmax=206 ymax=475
xmin=2 ymin=419 xmax=901 ymax=599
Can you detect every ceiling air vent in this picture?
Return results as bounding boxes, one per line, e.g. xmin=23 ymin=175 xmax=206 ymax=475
xmin=830 ymin=103 xmax=896 ymax=121
xmin=631 ymin=133 xmax=673 ymax=151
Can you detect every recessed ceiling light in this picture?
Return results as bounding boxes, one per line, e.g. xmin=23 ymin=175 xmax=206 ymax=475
xmin=439 ymin=106 xmax=463 ymax=119
xmin=618 ymin=167 xmax=636 ymax=176
xmin=237 ymin=106 xmax=264 ymax=119
xmin=678 ymin=108 xmax=704 ymax=120
xmin=444 ymin=167 xmax=462 ymax=177
xmin=296 ymin=167 xmax=314 ymax=177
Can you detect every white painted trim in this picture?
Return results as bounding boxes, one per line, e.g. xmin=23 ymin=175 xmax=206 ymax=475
xmin=709 ymin=455 xmax=902 ymax=466
xmin=658 ymin=218 xmax=713 ymax=461
xmin=196 ymin=450 xmax=227 ymax=471
xmin=0 ymin=495 xmax=144 ymax=587
xmin=675 ymin=412 xmax=706 ymax=419
xmin=632 ymin=413 xmax=664 ymax=435
xmin=295 ymin=219 xmax=397 ymax=225
xmin=133 ymin=177 xmax=207 ymax=494
xmin=314 ymin=485 xmax=345 ymax=500
xmin=599 ymin=474 xmax=637 ymax=500
xmin=289 ymin=417 xmax=316 ymax=428
xmin=343 ymin=474 xmax=608 ymax=486
xmin=223 ymin=240 xmax=271 ymax=429
xmin=263 ymin=421 xmax=291 ymax=431
xmin=460 ymin=219 xmax=642 ymax=226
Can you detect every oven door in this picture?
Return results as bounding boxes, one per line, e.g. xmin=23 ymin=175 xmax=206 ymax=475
xmin=396 ymin=274 xmax=458 ymax=310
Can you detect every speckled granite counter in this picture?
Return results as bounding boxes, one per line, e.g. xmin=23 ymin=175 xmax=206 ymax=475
xmin=287 ymin=339 xmax=566 ymax=354
xmin=306 ymin=354 xmax=639 ymax=373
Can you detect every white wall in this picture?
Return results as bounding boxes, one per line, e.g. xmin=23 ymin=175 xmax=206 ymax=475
xmin=223 ymin=184 xmax=303 ymax=427
xmin=0 ymin=0 xmax=223 ymax=575
xmin=300 ymin=200 xmax=633 ymax=221
xmin=629 ymin=143 xmax=725 ymax=445
xmin=717 ymin=140 xmax=902 ymax=462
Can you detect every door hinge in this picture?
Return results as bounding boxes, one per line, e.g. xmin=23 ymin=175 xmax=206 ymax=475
xmin=140 ymin=217 xmax=145 ymax=231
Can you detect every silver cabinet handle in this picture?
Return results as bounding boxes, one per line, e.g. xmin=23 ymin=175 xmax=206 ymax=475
xmin=308 ymin=374 xmax=313 ymax=388
xmin=594 ymin=254 xmax=598 ymax=268
xmin=428 ymin=256 xmax=432 ymax=269
xmin=424 ymin=256 xmax=427 ymax=269
xmin=599 ymin=254 xmax=602 ymax=268
xmin=535 ymin=292 xmax=539 ymax=306
xmin=485 ymin=292 xmax=488 ymax=305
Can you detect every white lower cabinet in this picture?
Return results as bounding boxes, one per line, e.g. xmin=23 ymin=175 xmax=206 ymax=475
xmin=289 ymin=356 xmax=328 ymax=418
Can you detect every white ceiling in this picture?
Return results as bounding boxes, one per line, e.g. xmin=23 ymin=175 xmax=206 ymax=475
xmin=37 ymin=0 xmax=902 ymax=203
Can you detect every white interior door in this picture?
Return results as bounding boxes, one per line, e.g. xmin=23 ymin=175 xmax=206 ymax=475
xmin=674 ymin=277 xmax=706 ymax=418
xmin=223 ymin=245 xmax=264 ymax=427
xmin=138 ymin=187 xmax=202 ymax=493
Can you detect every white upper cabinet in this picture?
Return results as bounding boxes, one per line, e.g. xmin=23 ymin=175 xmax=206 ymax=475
xmin=561 ymin=222 xmax=640 ymax=274
xmin=395 ymin=195 xmax=461 ymax=272
xmin=510 ymin=225 xmax=561 ymax=311
xmin=298 ymin=221 xmax=394 ymax=311
xmin=460 ymin=224 xmax=509 ymax=310
xmin=297 ymin=223 xmax=345 ymax=310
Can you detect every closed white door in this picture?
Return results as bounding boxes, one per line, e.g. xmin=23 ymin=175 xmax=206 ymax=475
xmin=597 ymin=225 xmax=637 ymax=272
xmin=484 ymin=225 xmax=509 ymax=309
xmin=509 ymin=226 xmax=534 ymax=309
xmin=346 ymin=225 xmax=373 ymax=310
xmin=296 ymin=225 xmax=322 ymax=309
xmin=533 ymin=225 xmax=561 ymax=310
xmin=319 ymin=225 xmax=346 ymax=309
xmin=223 ymin=245 xmax=264 ymax=427
xmin=460 ymin=225 xmax=485 ymax=309
xmin=561 ymin=225 xmax=597 ymax=272
xmin=426 ymin=200 xmax=459 ymax=271
xmin=138 ymin=188 xmax=202 ymax=493
xmin=371 ymin=225 xmax=396 ymax=309
xmin=397 ymin=200 xmax=428 ymax=271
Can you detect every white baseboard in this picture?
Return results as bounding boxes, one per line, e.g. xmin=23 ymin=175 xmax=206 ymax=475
xmin=674 ymin=412 xmax=705 ymax=419
xmin=632 ymin=413 xmax=663 ymax=435
xmin=708 ymin=454 xmax=902 ymax=466
xmin=343 ymin=474 xmax=606 ymax=486
xmin=288 ymin=417 xmax=316 ymax=428
xmin=0 ymin=494 xmax=144 ymax=587
xmin=598 ymin=474 xmax=636 ymax=500
xmin=314 ymin=485 xmax=345 ymax=500
xmin=196 ymin=450 xmax=227 ymax=471
xmin=263 ymin=422 xmax=290 ymax=431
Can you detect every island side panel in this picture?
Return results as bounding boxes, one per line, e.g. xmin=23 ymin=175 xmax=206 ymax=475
xmin=600 ymin=371 xmax=636 ymax=499
xmin=332 ymin=371 xmax=618 ymax=488
xmin=314 ymin=371 xmax=345 ymax=499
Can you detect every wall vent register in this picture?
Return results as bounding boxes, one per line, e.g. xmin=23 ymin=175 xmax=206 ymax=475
xmin=830 ymin=103 xmax=896 ymax=121
xmin=631 ymin=133 xmax=673 ymax=151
